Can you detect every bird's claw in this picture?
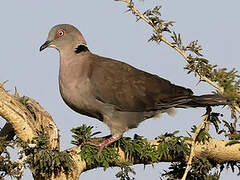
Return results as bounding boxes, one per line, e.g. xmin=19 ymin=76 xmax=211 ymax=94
xmin=81 ymin=136 xmax=117 ymax=158
xmin=81 ymin=140 xmax=106 ymax=157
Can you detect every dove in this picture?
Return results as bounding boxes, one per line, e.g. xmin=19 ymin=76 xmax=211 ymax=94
xmin=40 ymin=24 xmax=225 ymax=156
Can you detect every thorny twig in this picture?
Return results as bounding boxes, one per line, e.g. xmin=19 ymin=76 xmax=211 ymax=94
xmin=116 ymin=0 xmax=240 ymax=114
xmin=181 ymin=107 xmax=211 ymax=180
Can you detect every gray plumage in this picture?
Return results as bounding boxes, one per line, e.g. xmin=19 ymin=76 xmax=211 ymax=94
xmin=40 ymin=24 xmax=226 ymax=155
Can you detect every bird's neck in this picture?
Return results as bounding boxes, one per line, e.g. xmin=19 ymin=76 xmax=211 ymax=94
xmin=59 ymin=49 xmax=91 ymax=89
xmin=58 ymin=44 xmax=89 ymax=60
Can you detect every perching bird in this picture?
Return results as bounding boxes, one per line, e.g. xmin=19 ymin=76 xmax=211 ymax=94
xmin=40 ymin=24 xmax=226 ymax=156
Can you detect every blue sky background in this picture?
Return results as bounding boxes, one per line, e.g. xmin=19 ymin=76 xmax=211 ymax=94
xmin=0 ymin=1 xmax=239 ymax=179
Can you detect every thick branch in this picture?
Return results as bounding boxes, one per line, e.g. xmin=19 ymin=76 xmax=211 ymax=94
xmin=25 ymin=98 xmax=59 ymax=149
xmin=0 ymin=85 xmax=35 ymax=141
xmin=0 ymin=85 xmax=59 ymax=149
xmin=59 ymin=138 xmax=240 ymax=180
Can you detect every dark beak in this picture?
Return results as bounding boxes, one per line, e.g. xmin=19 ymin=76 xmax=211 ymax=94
xmin=39 ymin=40 xmax=52 ymax=51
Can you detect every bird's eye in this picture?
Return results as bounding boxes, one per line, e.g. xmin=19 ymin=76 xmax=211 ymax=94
xmin=56 ymin=29 xmax=65 ymax=38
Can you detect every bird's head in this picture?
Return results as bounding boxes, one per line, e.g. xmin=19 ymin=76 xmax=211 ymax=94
xmin=40 ymin=24 xmax=87 ymax=53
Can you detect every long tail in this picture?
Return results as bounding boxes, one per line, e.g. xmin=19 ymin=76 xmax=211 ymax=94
xmin=177 ymin=94 xmax=227 ymax=108
xmin=156 ymin=94 xmax=227 ymax=110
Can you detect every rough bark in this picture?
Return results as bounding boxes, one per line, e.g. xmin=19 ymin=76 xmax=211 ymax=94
xmin=0 ymin=85 xmax=59 ymax=149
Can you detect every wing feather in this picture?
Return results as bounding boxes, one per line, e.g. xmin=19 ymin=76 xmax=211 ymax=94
xmin=89 ymin=54 xmax=193 ymax=111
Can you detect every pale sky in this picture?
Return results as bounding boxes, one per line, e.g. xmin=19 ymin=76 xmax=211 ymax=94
xmin=0 ymin=1 xmax=239 ymax=179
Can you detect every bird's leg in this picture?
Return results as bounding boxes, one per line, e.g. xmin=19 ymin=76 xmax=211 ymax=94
xmin=81 ymin=135 xmax=111 ymax=145
xmin=81 ymin=135 xmax=121 ymax=157
xmin=90 ymin=135 xmax=112 ymax=142
xmin=96 ymin=135 xmax=121 ymax=157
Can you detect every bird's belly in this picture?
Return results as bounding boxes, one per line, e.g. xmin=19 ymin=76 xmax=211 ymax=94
xmin=59 ymin=80 xmax=103 ymax=121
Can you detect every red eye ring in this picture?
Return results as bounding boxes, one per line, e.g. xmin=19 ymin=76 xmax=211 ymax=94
xmin=56 ymin=29 xmax=66 ymax=38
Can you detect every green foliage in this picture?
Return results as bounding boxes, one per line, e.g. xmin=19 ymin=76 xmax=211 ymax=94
xmin=19 ymin=96 xmax=29 ymax=106
xmin=119 ymin=134 xmax=158 ymax=163
xmin=80 ymin=144 xmax=119 ymax=170
xmin=72 ymin=125 xmax=191 ymax=179
xmin=116 ymin=162 xmax=136 ymax=180
xmin=209 ymin=112 xmax=223 ymax=134
xmin=73 ymin=124 xmax=240 ymax=179
xmin=191 ymin=157 xmax=216 ymax=178
xmin=207 ymin=112 xmax=240 ymax=141
xmin=161 ymin=162 xmax=186 ymax=180
xmin=143 ymin=5 xmax=174 ymax=33
xmin=71 ymin=124 xmax=101 ymax=145
xmin=162 ymin=158 xmax=219 ymax=180
xmin=170 ymin=32 xmax=183 ymax=49
xmin=218 ymin=120 xmax=240 ymax=140
xmin=0 ymin=137 xmax=18 ymax=179
xmin=71 ymin=125 xmax=119 ymax=170
xmin=156 ymin=131 xmax=189 ymax=161
xmin=191 ymin=125 xmax=211 ymax=142
xmin=72 ymin=125 xmax=190 ymax=171
xmin=18 ymin=134 xmax=73 ymax=179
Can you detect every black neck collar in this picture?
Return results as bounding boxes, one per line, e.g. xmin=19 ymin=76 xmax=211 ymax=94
xmin=75 ymin=44 xmax=89 ymax=54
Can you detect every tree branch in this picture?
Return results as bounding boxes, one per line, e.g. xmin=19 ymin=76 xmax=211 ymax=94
xmin=0 ymin=85 xmax=59 ymax=149
xmin=61 ymin=138 xmax=240 ymax=179
xmin=0 ymin=85 xmax=35 ymax=142
xmin=182 ymin=109 xmax=210 ymax=180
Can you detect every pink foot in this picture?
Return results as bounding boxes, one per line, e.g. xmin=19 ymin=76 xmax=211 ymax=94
xmin=82 ymin=136 xmax=118 ymax=157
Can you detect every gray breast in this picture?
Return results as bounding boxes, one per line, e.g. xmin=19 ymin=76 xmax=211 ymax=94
xmin=59 ymin=78 xmax=104 ymax=121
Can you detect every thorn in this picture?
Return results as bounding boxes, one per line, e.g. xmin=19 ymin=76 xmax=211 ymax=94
xmin=186 ymin=131 xmax=191 ymax=137
xmin=0 ymin=80 xmax=9 ymax=88
xmin=14 ymin=87 xmax=20 ymax=98
xmin=124 ymin=9 xmax=131 ymax=13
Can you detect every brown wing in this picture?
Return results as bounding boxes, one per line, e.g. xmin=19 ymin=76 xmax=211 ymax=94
xmin=89 ymin=54 xmax=193 ymax=111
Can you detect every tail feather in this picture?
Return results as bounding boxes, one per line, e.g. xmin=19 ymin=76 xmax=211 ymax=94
xmin=178 ymin=94 xmax=227 ymax=108
xmin=156 ymin=94 xmax=227 ymax=110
